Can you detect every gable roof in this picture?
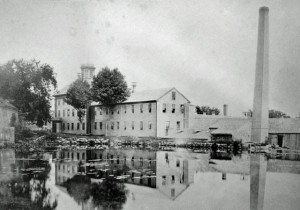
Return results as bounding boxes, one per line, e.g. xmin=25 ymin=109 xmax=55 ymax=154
xmin=207 ymin=117 xmax=300 ymax=135
xmin=0 ymin=97 xmax=17 ymax=111
xmin=124 ymin=87 xmax=190 ymax=103
xmin=53 ymin=85 xmax=70 ymax=96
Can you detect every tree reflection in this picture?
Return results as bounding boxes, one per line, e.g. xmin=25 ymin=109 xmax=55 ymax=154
xmin=63 ymin=175 xmax=128 ymax=210
xmin=0 ymin=159 xmax=57 ymax=210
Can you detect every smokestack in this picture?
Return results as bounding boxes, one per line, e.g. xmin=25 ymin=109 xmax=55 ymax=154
xmin=132 ymin=82 xmax=137 ymax=93
xmin=250 ymin=7 xmax=269 ymax=210
xmin=223 ymin=104 xmax=228 ymax=116
xmin=251 ymin=7 xmax=269 ymax=144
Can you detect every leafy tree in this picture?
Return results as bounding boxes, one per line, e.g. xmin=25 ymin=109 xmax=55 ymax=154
xmin=90 ymin=67 xmax=131 ymax=107
xmin=0 ymin=59 xmax=57 ymax=127
xmin=269 ymin=109 xmax=290 ymax=118
xmin=245 ymin=109 xmax=290 ymax=118
xmin=64 ymin=78 xmax=91 ymax=122
xmin=195 ymin=105 xmax=220 ymax=115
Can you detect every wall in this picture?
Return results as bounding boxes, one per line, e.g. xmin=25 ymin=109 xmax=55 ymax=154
xmin=91 ymin=102 xmax=157 ymax=137
xmin=55 ymin=96 xmax=87 ymax=135
xmin=0 ymin=105 xmax=18 ymax=143
xmin=156 ymin=89 xmax=190 ymax=138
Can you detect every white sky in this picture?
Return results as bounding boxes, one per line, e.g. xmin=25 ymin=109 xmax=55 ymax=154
xmin=1 ymin=0 xmax=300 ymax=117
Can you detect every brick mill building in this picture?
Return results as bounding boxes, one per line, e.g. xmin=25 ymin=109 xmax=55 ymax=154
xmin=52 ymin=64 xmax=195 ymax=138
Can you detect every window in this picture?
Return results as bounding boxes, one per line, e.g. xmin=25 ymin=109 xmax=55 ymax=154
xmin=99 ymin=108 xmax=102 ymax=115
xmin=132 ymin=105 xmax=134 ymax=113
xmin=111 ymin=155 xmax=114 ymax=163
xmin=148 ymin=103 xmax=152 ymax=113
xmin=176 ymin=160 xmax=180 ymax=167
xmin=140 ymin=104 xmax=143 ymax=113
xmin=171 ymin=175 xmax=175 ymax=184
xmin=67 ymin=109 xmax=70 ymax=117
xmin=172 ymin=104 xmax=175 ymax=113
xmin=106 ymin=108 xmax=108 ymax=115
xmin=94 ymin=122 xmax=97 ymax=130
xmin=111 ymin=109 xmax=114 ymax=115
xmin=124 ymin=105 xmax=127 ymax=114
xmin=172 ymin=91 xmax=176 ymax=100
xmin=111 ymin=122 xmax=114 ymax=130
xmin=124 ymin=121 xmax=127 ymax=130
xmin=62 ymin=123 xmax=65 ymax=130
xmin=71 ymin=123 xmax=74 ymax=130
xmin=148 ymin=158 xmax=152 ymax=167
xmin=82 ymin=123 xmax=85 ymax=130
xmin=72 ymin=109 xmax=75 ymax=116
xmin=58 ymin=99 xmax=60 ymax=106
xmin=148 ymin=121 xmax=152 ymax=130
xmin=140 ymin=157 xmax=143 ymax=166
xmin=171 ymin=189 xmax=175 ymax=197
xmin=67 ymin=123 xmax=70 ymax=130
xmin=140 ymin=121 xmax=143 ymax=130
xmin=132 ymin=121 xmax=134 ymax=130
xmin=117 ymin=121 xmax=119 ymax=130
xmin=63 ymin=110 xmax=65 ymax=117
xmin=117 ymin=107 xmax=120 ymax=114
xmin=180 ymin=104 xmax=185 ymax=113
xmin=94 ymin=108 xmax=97 ymax=116
xmin=163 ymin=103 xmax=166 ymax=113
xmin=77 ymin=123 xmax=80 ymax=130
xmin=58 ymin=110 xmax=61 ymax=117
xmin=177 ymin=121 xmax=180 ymax=130
xmin=131 ymin=156 xmax=134 ymax=166
xmin=82 ymin=153 xmax=85 ymax=160
xmin=117 ymin=156 xmax=120 ymax=164
xmin=162 ymin=176 xmax=166 ymax=185
xmin=100 ymin=122 xmax=102 ymax=130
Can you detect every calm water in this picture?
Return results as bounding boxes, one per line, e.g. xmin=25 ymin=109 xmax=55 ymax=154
xmin=1 ymin=146 xmax=300 ymax=210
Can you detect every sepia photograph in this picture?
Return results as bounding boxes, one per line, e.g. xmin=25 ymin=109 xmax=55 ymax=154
xmin=0 ymin=0 xmax=300 ymax=209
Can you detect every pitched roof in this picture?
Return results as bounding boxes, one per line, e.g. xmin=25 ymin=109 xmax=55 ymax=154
xmin=0 ymin=97 xmax=17 ymax=110
xmin=207 ymin=117 xmax=300 ymax=135
xmin=124 ymin=87 xmax=186 ymax=103
xmin=54 ymin=85 xmax=70 ymax=96
xmin=269 ymin=118 xmax=300 ymax=133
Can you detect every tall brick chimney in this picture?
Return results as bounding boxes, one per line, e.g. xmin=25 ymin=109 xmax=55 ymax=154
xmin=251 ymin=7 xmax=269 ymax=144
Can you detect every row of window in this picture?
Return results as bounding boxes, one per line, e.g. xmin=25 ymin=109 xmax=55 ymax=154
xmin=56 ymin=103 xmax=184 ymax=119
xmin=57 ymin=109 xmax=78 ymax=118
xmin=63 ymin=122 xmax=85 ymax=131
xmin=57 ymin=99 xmax=65 ymax=106
xmin=93 ymin=121 xmax=153 ymax=131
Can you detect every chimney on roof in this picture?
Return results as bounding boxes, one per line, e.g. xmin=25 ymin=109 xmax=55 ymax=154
xmin=132 ymin=82 xmax=137 ymax=93
xmin=223 ymin=104 xmax=228 ymax=116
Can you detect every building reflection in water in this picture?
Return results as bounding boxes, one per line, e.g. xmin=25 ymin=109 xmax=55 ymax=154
xmin=54 ymin=147 xmax=208 ymax=207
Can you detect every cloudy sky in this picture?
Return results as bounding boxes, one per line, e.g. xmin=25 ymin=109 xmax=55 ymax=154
xmin=1 ymin=0 xmax=300 ymax=117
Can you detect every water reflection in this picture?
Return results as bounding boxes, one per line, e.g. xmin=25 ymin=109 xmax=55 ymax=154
xmin=0 ymin=149 xmax=57 ymax=210
xmin=1 ymin=146 xmax=300 ymax=210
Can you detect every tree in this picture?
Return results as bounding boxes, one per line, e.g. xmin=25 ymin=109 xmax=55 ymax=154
xmin=195 ymin=105 xmax=220 ymax=115
xmin=65 ymin=79 xmax=91 ymax=122
xmin=245 ymin=109 xmax=290 ymax=118
xmin=269 ymin=109 xmax=290 ymax=118
xmin=0 ymin=59 xmax=57 ymax=127
xmin=90 ymin=67 xmax=130 ymax=107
